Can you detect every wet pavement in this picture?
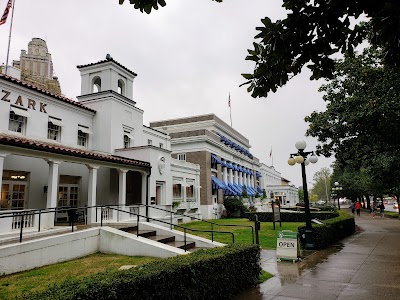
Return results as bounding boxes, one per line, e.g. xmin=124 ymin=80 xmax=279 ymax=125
xmin=234 ymin=210 xmax=400 ymax=300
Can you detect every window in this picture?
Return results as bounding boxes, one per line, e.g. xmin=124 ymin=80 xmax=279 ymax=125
xmin=177 ymin=153 xmax=186 ymax=161
xmin=123 ymin=129 xmax=134 ymax=148
xmin=77 ymin=130 xmax=88 ymax=147
xmin=159 ymin=143 xmax=164 ymax=149
xmin=9 ymin=111 xmax=25 ymax=133
xmin=186 ymin=180 xmax=195 ymax=200
xmin=77 ymin=125 xmax=91 ymax=148
xmin=148 ymin=139 xmax=153 ymax=146
xmin=173 ymin=179 xmax=183 ymax=199
xmin=93 ymin=76 xmax=101 ymax=93
xmin=47 ymin=121 xmax=61 ymax=142
xmin=124 ymin=134 xmax=130 ymax=148
xmin=118 ymin=79 xmax=125 ymax=96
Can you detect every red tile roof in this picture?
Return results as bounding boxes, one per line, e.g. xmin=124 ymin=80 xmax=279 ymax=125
xmin=0 ymin=73 xmax=96 ymax=113
xmin=77 ymin=55 xmax=137 ymax=77
xmin=0 ymin=133 xmax=150 ymax=168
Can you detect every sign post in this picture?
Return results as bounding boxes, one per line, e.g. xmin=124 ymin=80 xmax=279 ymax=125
xmin=272 ymin=200 xmax=281 ymax=230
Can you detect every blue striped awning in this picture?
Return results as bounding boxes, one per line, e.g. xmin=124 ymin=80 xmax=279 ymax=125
xmin=211 ymin=176 xmax=224 ymax=190
xmin=211 ymin=153 xmax=222 ymax=164
xmin=257 ymin=186 xmax=263 ymax=194
xmin=256 ymin=171 xmax=262 ymax=178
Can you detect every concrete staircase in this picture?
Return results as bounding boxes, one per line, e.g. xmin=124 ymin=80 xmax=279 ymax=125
xmin=119 ymin=226 xmax=197 ymax=251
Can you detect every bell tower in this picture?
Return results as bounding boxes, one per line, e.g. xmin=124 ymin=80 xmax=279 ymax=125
xmin=77 ymin=54 xmax=137 ymax=100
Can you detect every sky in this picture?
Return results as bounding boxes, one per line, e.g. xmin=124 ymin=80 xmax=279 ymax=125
xmin=0 ymin=0 xmax=334 ymax=188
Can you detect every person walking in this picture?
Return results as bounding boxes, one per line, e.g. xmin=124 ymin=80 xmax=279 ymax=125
xmin=378 ymin=201 xmax=385 ymax=218
xmin=350 ymin=202 xmax=355 ymax=215
xmin=370 ymin=203 xmax=376 ymax=218
xmin=355 ymin=201 xmax=362 ymax=216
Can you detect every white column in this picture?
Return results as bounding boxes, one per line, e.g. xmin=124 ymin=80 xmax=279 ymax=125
xmin=239 ymin=172 xmax=243 ymax=185
xmin=234 ymin=170 xmax=239 ymax=184
xmin=86 ymin=165 xmax=99 ymax=224
xmin=0 ymin=153 xmax=9 ymax=193
xmin=251 ymin=175 xmax=255 ymax=188
xmin=223 ymin=167 xmax=228 ymax=183
xmin=46 ymin=159 xmax=61 ymax=228
xmin=228 ymin=168 xmax=233 ymax=183
xmin=118 ymin=169 xmax=128 ymax=207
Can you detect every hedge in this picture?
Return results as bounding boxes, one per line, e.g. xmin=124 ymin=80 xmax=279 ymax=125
xmin=24 ymin=244 xmax=261 ymax=300
xmin=298 ymin=210 xmax=355 ymax=250
xmin=245 ymin=211 xmax=339 ymax=222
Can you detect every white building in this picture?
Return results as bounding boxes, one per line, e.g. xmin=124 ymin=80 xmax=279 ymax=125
xmin=0 ymin=54 xmax=201 ymax=233
xmin=259 ymin=163 xmax=299 ymax=206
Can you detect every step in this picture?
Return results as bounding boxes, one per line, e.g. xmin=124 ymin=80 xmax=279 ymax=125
xmin=146 ymin=235 xmax=175 ymax=244
xmin=166 ymin=240 xmax=196 ymax=250
xmin=125 ymin=229 xmax=156 ymax=238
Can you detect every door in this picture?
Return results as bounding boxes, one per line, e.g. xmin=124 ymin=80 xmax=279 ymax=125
xmin=1 ymin=182 xmax=27 ymax=210
xmin=58 ymin=185 xmax=79 ymax=207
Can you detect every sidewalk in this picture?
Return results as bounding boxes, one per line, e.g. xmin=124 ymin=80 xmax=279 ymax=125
xmin=239 ymin=210 xmax=400 ymax=299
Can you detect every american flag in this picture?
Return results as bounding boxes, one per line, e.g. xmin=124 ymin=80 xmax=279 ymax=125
xmin=0 ymin=0 xmax=12 ymax=26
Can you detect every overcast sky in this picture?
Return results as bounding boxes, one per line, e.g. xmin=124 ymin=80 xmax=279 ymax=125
xmin=0 ymin=0 xmax=334 ymax=188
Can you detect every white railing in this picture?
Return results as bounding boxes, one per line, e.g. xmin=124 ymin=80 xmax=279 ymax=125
xmin=101 ymin=207 xmax=113 ymax=221
xmin=11 ymin=212 xmax=35 ymax=230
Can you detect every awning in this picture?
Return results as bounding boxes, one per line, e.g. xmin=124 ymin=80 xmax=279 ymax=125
xmin=78 ymin=125 xmax=93 ymax=135
xmin=221 ymin=180 xmax=236 ymax=196
xmin=257 ymin=186 xmax=263 ymax=194
xmin=229 ymin=183 xmax=242 ymax=195
xmin=11 ymin=106 xmax=30 ymax=118
xmin=49 ymin=117 xmax=64 ymax=127
xmin=256 ymin=171 xmax=262 ymax=178
xmin=211 ymin=153 xmax=222 ymax=164
xmin=124 ymin=132 xmax=134 ymax=140
xmin=211 ymin=176 xmax=225 ymax=189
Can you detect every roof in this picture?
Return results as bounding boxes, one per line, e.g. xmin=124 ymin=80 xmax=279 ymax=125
xmin=0 ymin=73 xmax=96 ymax=113
xmin=0 ymin=133 xmax=150 ymax=168
xmin=77 ymin=54 xmax=137 ymax=77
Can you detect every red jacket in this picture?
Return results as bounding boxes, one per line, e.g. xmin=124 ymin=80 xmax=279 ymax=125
xmin=355 ymin=202 xmax=362 ymax=209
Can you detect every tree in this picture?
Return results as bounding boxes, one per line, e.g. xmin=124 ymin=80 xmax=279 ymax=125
xmin=118 ymin=0 xmax=222 ymax=14
xmin=241 ymin=1 xmax=400 ymax=97
xmin=119 ymin=1 xmax=400 ymax=97
xmin=311 ymin=167 xmax=331 ymax=202
xmin=305 ymin=47 xmax=400 ymax=199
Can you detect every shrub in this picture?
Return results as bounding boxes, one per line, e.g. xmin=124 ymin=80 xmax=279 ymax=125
xmin=245 ymin=211 xmax=339 ymax=222
xmin=298 ymin=210 xmax=355 ymax=249
xmin=24 ymin=244 xmax=261 ymax=300
xmin=224 ymin=197 xmax=247 ymax=217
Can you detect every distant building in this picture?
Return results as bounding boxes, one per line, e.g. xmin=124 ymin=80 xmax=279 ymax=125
xmin=150 ymin=114 xmax=262 ymax=219
xmin=259 ymin=164 xmax=299 ymax=206
xmin=12 ymin=38 xmax=62 ymax=95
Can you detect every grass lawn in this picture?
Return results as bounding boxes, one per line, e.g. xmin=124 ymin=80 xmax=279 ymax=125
xmin=0 ymin=252 xmax=160 ymax=299
xmin=180 ymin=218 xmax=304 ymax=249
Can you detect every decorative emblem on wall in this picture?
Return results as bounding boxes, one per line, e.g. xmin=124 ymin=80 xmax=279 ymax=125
xmin=158 ymin=156 xmax=165 ymax=174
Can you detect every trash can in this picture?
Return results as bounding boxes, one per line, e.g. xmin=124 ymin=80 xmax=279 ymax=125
xmin=276 ymin=230 xmax=299 ymax=262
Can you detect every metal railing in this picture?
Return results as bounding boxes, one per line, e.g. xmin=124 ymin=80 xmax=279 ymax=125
xmin=0 ymin=204 xmax=238 ymax=250
xmin=144 ymin=204 xmax=255 ymax=244
xmin=99 ymin=205 xmax=234 ymax=251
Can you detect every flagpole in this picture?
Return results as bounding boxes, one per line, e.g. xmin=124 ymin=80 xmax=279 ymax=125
xmin=5 ymin=0 xmax=15 ymax=75
xmin=229 ymin=92 xmax=232 ymax=127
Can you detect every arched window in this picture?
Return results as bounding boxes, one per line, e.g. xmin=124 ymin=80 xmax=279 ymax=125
xmin=92 ymin=77 xmax=101 ymax=93
xmin=118 ymin=79 xmax=125 ymax=96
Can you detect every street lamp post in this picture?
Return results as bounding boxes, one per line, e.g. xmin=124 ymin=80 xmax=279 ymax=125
xmin=333 ymin=182 xmax=343 ymax=210
xmin=288 ymin=140 xmax=318 ymax=250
